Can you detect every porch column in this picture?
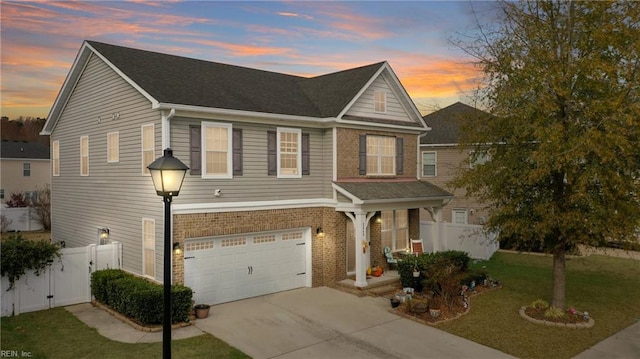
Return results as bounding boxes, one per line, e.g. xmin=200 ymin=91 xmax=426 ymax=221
xmin=432 ymin=206 xmax=443 ymax=252
xmin=346 ymin=211 xmax=375 ymax=288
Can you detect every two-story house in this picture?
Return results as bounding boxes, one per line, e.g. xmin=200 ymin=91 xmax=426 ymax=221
xmin=0 ymin=140 xmax=50 ymax=204
xmin=419 ymin=102 xmax=492 ymax=225
xmin=42 ymin=41 xmax=453 ymax=305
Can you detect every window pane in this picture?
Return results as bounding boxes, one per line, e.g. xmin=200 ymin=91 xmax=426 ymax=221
xmin=52 ymin=141 xmax=60 ymax=176
xmin=206 ymin=152 xmax=227 ymax=174
xmin=143 ymin=219 xmax=155 ymax=277
xmin=141 ymin=125 xmax=154 ymax=175
xmin=366 ymin=136 xmax=395 ymax=175
xmin=278 ymin=129 xmax=300 ymax=176
xmin=107 ymin=132 xmax=119 ymax=162
xmin=374 ymin=91 xmax=386 ymax=112
xmin=81 ymin=136 xmax=89 ymax=176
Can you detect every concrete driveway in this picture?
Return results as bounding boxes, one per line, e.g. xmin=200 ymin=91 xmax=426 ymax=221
xmin=193 ymin=286 xmax=513 ymax=359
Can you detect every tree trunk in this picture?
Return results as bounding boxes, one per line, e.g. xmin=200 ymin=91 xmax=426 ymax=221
xmin=551 ymin=245 xmax=566 ymax=309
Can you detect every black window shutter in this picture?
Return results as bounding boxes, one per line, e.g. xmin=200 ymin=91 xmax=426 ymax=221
xmin=233 ymin=128 xmax=243 ymax=176
xmin=267 ymin=131 xmax=277 ymax=175
xmin=190 ymin=126 xmax=201 ymax=175
xmin=396 ymin=137 xmax=404 ymax=175
xmin=359 ymin=134 xmax=367 ymax=175
xmin=302 ymin=133 xmax=310 ymax=175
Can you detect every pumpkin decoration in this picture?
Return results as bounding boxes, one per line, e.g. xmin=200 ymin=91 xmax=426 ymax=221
xmin=371 ymin=265 xmax=384 ymax=277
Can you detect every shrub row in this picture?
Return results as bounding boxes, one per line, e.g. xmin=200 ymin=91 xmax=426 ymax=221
xmin=397 ymin=250 xmax=472 ymax=288
xmin=91 ymin=269 xmax=192 ymax=325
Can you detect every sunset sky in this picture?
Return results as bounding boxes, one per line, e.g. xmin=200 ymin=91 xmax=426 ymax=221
xmin=1 ymin=1 xmax=496 ymax=119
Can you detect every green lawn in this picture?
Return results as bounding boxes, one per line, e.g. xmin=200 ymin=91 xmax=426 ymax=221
xmin=0 ymin=307 xmax=249 ymax=359
xmin=2 ymin=251 xmax=638 ymax=359
xmin=439 ymin=252 xmax=640 ymax=359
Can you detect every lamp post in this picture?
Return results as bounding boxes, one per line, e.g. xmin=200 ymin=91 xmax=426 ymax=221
xmin=147 ymin=148 xmax=188 ymax=359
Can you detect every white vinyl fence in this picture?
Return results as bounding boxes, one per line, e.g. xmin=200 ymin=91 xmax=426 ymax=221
xmin=420 ymin=221 xmax=499 ymax=260
xmin=1 ymin=207 xmax=43 ymax=231
xmin=1 ymin=242 xmax=122 ymax=317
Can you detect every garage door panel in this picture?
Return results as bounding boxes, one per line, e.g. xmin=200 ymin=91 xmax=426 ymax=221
xmin=185 ymin=228 xmax=309 ymax=305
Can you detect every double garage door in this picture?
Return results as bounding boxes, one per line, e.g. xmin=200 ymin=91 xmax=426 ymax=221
xmin=184 ymin=228 xmax=310 ymax=305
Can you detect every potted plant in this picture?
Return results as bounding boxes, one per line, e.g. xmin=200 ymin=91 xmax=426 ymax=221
xmin=194 ymin=304 xmax=211 ymax=319
xmin=429 ymin=297 xmax=442 ymax=318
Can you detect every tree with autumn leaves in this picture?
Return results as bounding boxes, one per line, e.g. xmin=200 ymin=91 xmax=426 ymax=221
xmin=454 ymin=1 xmax=640 ymax=309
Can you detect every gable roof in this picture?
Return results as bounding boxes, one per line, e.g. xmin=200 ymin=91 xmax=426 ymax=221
xmin=1 ymin=140 xmax=50 ymax=160
xmin=44 ymin=41 xmax=426 ymax=133
xmin=421 ymin=102 xmax=491 ymax=145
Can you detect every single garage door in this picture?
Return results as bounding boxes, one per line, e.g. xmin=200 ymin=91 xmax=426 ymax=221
xmin=184 ymin=228 xmax=310 ymax=305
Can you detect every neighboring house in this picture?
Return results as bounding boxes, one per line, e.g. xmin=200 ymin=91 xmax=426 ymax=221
xmin=42 ymin=41 xmax=453 ymax=305
xmin=419 ymin=102 xmax=493 ymax=225
xmin=0 ymin=140 xmax=50 ymax=204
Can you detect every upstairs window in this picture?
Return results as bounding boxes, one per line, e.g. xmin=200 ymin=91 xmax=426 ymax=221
xmin=422 ymin=151 xmax=436 ymax=177
xmin=141 ymin=124 xmax=154 ymax=175
xmin=52 ymin=140 xmax=59 ymax=176
xmin=107 ymin=132 xmax=119 ymax=163
xmin=190 ymin=124 xmax=242 ymax=177
xmin=80 ymin=135 xmax=89 ymax=176
xmin=374 ymin=90 xmax=386 ymax=112
xmin=366 ymin=135 xmax=395 ymax=175
xmin=470 ymin=150 xmax=490 ymax=169
xmin=359 ymin=134 xmax=403 ymax=176
xmin=202 ymin=122 xmax=232 ymax=178
xmin=277 ymin=128 xmax=301 ymax=178
xmin=23 ymin=162 xmax=31 ymax=177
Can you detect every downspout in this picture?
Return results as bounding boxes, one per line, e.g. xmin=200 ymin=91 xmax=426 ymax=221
xmin=161 ymin=108 xmax=176 ymax=149
xmin=417 ymin=131 xmax=429 ymax=179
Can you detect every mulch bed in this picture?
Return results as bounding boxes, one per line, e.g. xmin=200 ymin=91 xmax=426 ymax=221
xmin=392 ymin=284 xmax=500 ymax=325
xmin=524 ymin=306 xmax=587 ymax=324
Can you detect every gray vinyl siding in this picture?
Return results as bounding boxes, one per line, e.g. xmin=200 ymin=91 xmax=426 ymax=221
xmin=345 ymin=75 xmax=413 ymax=123
xmin=50 ymin=53 xmax=165 ymax=280
xmin=170 ymin=119 xmax=333 ymax=204
xmin=419 ymin=145 xmax=489 ymax=224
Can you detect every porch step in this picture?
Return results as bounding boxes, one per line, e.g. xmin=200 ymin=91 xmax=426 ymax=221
xmin=335 ymin=274 xmax=401 ymax=298
xmin=367 ymin=284 xmax=400 ymax=298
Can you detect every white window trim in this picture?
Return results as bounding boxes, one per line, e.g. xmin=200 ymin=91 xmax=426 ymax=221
xmin=80 ymin=135 xmax=89 ymax=176
xmin=453 ymin=209 xmax=468 ymax=224
xmin=52 ymin=140 xmax=60 ymax=176
xmin=142 ymin=218 xmax=156 ymax=279
xmin=374 ymin=90 xmax=387 ymax=113
xmin=381 ymin=210 xmax=409 ymax=252
xmin=23 ymin=162 xmax=31 ymax=177
xmin=201 ymin=122 xmax=233 ymax=179
xmin=276 ymin=127 xmax=302 ymax=179
xmin=469 ymin=150 xmax=490 ymax=169
xmin=141 ymin=124 xmax=154 ymax=176
xmin=366 ymin=135 xmax=395 ymax=176
xmin=422 ymin=151 xmax=437 ymax=177
xmin=107 ymin=131 xmax=119 ymax=163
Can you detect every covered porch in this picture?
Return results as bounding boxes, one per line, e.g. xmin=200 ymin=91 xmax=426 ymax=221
xmin=332 ymin=180 xmax=453 ymax=288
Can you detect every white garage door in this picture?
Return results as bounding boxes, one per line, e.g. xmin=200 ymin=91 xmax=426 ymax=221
xmin=184 ymin=228 xmax=310 ymax=305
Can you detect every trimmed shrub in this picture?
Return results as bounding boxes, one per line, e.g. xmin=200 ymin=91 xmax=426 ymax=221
xmin=90 ymin=269 xmax=193 ymax=325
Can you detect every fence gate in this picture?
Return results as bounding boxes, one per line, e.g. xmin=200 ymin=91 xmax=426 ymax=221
xmin=1 ymin=242 xmax=122 ymax=317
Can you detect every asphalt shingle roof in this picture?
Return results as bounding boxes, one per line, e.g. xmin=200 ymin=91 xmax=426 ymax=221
xmin=87 ymin=41 xmax=384 ymax=118
xmin=421 ymin=102 xmax=491 ymax=144
xmin=1 ymin=140 xmax=50 ymax=159
xmin=334 ymin=181 xmax=452 ymax=201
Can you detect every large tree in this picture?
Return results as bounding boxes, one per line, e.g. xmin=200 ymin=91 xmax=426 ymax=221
xmin=454 ymin=0 xmax=640 ymax=309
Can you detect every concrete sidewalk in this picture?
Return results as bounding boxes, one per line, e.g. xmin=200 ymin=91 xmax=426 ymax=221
xmin=572 ymin=320 xmax=640 ymax=359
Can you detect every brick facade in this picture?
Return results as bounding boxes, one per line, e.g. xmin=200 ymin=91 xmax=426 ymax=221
xmin=336 ymin=127 xmax=418 ymax=179
xmin=172 ymin=206 xmax=423 ymax=287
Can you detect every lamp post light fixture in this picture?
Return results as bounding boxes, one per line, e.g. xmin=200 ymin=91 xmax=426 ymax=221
xmin=147 ymin=148 xmax=188 ymax=359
